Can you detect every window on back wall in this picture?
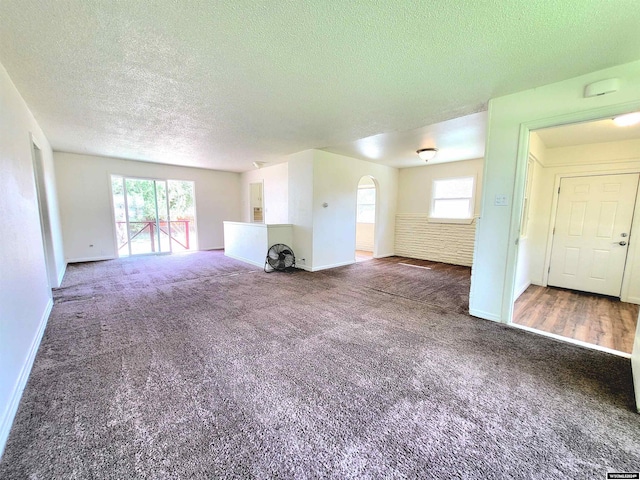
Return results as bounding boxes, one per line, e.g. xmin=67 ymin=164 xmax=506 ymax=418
xmin=357 ymin=187 xmax=376 ymax=223
xmin=431 ymin=176 xmax=475 ymax=219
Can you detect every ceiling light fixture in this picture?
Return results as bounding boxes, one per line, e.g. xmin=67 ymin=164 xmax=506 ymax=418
xmin=252 ymin=161 xmax=266 ymax=169
xmin=417 ymin=148 xmax=438 ymax=162
xmin=613 ymin=112 xmax=640 ymax=127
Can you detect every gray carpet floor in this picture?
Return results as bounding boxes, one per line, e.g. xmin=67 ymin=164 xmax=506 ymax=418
xmin=1 ymin=251 xmax=638 ymax=478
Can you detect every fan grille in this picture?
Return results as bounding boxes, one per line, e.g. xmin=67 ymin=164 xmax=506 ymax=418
xmin=265 ymin=244 xmax=295 ymax=272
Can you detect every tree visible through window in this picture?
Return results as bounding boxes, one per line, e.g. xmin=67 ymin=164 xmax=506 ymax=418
xmin=111 ymin=176 xmax=197 ymax=256
xmin=431 ymin=177 xmax=474 ymax=219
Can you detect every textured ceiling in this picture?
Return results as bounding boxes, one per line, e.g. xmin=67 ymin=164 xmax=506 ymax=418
xmin=1 ymin=1 xmax=640 ymax=172
xmin=323 ymin=112 xmax=487 ymax=168
xmin=536 ymin=116 xmax=640 ymax=148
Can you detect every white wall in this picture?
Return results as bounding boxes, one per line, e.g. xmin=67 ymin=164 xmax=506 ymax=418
xmin=545 ymin=138 xmax=640 ymax=167
xmin=223 ymin=222 xmax=293 ymax=267
xmin=287 ymin=150 xmax=315 ymax=269
xmin=240 ymin=162 xmax=289 ymax=224
xmin=395 ymin=158 xmax=483 ymax=266
xmin=528 ymin=130 xmax=548 ymax=161
xmin=311 ymin=150 xmax=397 ymax=270
xmin=54 ymin=152 xmax=242 ymax=262
xmin=29 ymin=143 xmax=66 ymax=287
xmin=513 ymin=134 xmax=546 ymax=299
xmin=471 ymin=59 xmax=640 ymax=322
xmin=521 ymin=138 xmax=640 ymax=303
xmin=236 ymin=150 xmax=397 ymax=271
xmin=355 ymin=223 xmax=374 ymax=251
xmin=0 ymin=63 xmax=65 ymax=456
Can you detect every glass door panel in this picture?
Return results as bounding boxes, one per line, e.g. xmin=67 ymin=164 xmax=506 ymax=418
xmin=168 ymin=180 xmax=197 ymax=252
xmin=111 ymin=176 xmax=129 ymax=257
xmin=125 ymin=178 xmax=158 ymax=255
xmin=155 ymin=180 xmax=171 ymax=253
xmin=111 ymin=176 xmax=197 ymax=257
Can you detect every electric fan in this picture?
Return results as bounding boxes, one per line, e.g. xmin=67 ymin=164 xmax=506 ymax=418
xmin=264 ymin=244 xmax=295 ymax=272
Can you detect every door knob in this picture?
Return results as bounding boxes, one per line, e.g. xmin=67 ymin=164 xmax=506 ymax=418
xmin=621 ymin=233 xmax=628 ymax=237
xmin=619 ymin=241 xmax=627 ymax=246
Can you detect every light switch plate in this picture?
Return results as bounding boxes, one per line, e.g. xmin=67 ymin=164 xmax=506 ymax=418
xmin=495 ymin=194 xmax=508 ymax=206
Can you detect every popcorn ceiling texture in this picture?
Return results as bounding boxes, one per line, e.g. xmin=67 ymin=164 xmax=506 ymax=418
xmin=1 ymin=1 xmax=640 ymax=171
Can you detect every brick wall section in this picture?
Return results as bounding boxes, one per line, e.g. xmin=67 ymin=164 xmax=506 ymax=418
xmin=394 ymin=214 xmax=476 ymax=266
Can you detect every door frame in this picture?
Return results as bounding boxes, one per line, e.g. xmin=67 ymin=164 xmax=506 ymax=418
xmin=502 ymin=100 xmax=640 ymax=325
xmin=249 ymin=181 xmax=264 ymax=223
xmin=29 ymin=135 xmax=56 ymax=290
xmin=501 ymin=102 xmax=640 ymax=411
xmin=541 ymin=171 xmax=640 ymax=300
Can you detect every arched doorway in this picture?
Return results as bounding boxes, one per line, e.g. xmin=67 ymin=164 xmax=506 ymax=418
xmin=355 ymin=176 xmax=377 ymax=262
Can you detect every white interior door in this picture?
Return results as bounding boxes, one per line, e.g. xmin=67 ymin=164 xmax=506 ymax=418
xmin=548 ymin=173 xmax=639 ymax=296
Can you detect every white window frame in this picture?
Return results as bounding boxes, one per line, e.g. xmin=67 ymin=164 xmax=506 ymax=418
xmin=356 ymin=185 xmax=376 ymax=224
xmin=429 ymin=175 xmax=476 ymax=224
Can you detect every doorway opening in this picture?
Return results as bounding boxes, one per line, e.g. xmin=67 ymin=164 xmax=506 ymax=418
xmin=511 ymin=117 xmax=640 ymax=355
xmin=31 ymin=139 xmax=57 ymax=289
xmin=249 ymin=182 xmax=264 ymax=223
xmin=355 ymin=176 xmax=377 ymax=262
xmin=111 ymin=176 xmax=198 ymax=257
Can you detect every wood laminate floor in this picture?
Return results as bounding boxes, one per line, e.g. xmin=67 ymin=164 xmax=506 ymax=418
xmin=513 ymin=285 xmax=639 ymax=354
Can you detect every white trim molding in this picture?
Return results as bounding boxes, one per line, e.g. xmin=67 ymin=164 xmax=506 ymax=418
xmin=223 ymin=252 xmax=263 ymax=268
xmin=513 ymin=281 xmax=531 ymax=302
xmin=0 ymin=298 xmax=52 ymax=459
xmin=469 ymin=308 xmax=502 ymax=322
xmin=67 ymin=255 xmax=115 ymax=263
xmin=56 ymin=262 xmax=67 ymax=287
xmin=311 ymin=260 xmax=355 ymax=272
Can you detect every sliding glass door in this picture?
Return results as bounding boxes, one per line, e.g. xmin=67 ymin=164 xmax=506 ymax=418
xmin=111 ymin=176 xmax=197 ymax=257
xmin=166 ymin=180 xmax=197 ymax=253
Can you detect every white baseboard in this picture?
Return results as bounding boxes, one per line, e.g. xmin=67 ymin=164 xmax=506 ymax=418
xmin=225 ymin=251 xmax=316 ymax=272
xmin=223 ymin=252 xmax=263 ymax=268
xmin=67 ymin=255 xmax=115 ymax=263
xmin=623 ymin=296 xmax=640 ymax=305
xmin=513 ymin=281 xmax=531 ymax=302
xmin=0 ymin=298 xmax=52 ymax=459
xmin=56 ymin=262 xmax=67 ymax=287
xmin=311 ymin=260 xmax=355 ymax=272
xmin=468 ymin=308 xmax=502 ymax=322
xmin=374 ymin=252 xmax=395 ymax=259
